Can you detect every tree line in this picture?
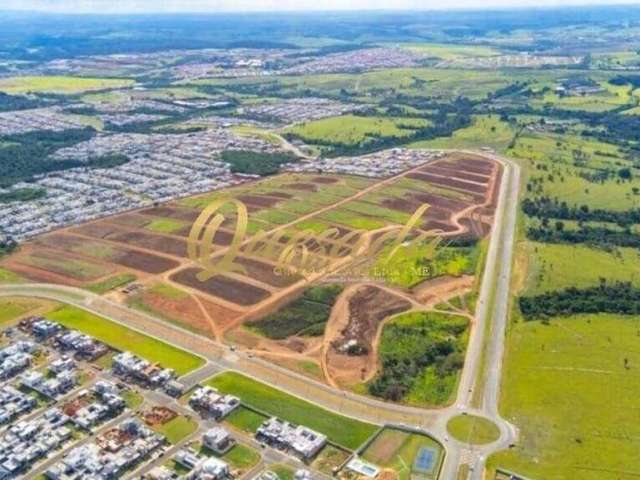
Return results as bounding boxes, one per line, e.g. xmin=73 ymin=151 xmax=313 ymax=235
xmin=527 ymin=223 xmax=640 ymax=250
xmin=520 ymin=281 xmax=640 ymax=319
xmin=523 ymin=196 xmax=640 ymax=226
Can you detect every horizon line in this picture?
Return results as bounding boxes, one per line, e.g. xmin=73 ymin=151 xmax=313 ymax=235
xmin=2 ymin=2 xmax=640 ymax=16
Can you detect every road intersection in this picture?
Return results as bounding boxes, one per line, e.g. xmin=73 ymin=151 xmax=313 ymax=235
xmin=0 ymin=152 xmax=521 ymax=480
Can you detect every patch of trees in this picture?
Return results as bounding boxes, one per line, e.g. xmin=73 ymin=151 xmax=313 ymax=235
xmin=220 ymin=150 xmax=299 ymax=176
xmin=249 ymin=285 xmax=343 ymax=339
xmin=0 ymin=92 xmax=45 ymax=112
xmin=522 ymin=196 xmax=640 ymax=226
xmin=0 ymin=188 xmax=46 ymax=204
xmin=527 ymin=223 xmax=640 ymax=249
xmin=86 ymin=154 xmax=129 ymax=169
xmin=0 ymin=237 xmax=17 ymax=257
xmin=0 ymin=128 xmax=96 ymax=187
xmin=520 ymin=281 xmax=640 ymax=319
xmin=368 ymin=312 xmax=467 ymax=403
xmin=609 ymin=75 xmax=640 ymax=88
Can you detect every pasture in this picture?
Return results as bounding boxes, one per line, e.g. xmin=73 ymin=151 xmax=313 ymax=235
xmin=489 ymin=313 xmax=640 ymax=479
xmin=524 ymin=242 xmax=640 ymax=295
xmin=409 ymin=115 xmax=515 ymax=151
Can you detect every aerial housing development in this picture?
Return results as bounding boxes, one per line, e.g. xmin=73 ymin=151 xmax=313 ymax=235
xmin=1 ymin=4 xmax=640 ymax=480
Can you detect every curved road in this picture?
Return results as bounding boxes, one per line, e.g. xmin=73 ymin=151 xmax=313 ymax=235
xmin=0 ymin=151 xmax=521 ymax=480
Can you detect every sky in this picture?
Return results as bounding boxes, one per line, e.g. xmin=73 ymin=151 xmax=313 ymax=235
xmin=3 ymin=0 xmax=640 ymax=14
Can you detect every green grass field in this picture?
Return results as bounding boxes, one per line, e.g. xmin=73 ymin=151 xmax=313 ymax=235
xmin=207 ymin=371 xmax=377 ymax=450
xmin=410 ymin=115 xmax=515 ymax=151
xmin=447 ymin=414 xmax=500 ymax=445
xmin=400 ymin=43 xmax=501 ymax=60
xmin=0 ymin=267 xmax=24 ymax=284
xmin=219 ymin=444 xmax=261 ymax=470
xmin=224 ymin=406 xmax=268 ymax=433
xmin=0 ymin=76 xmax=134 ymax=94
xmin=489 ymin=314 xmax=640 ymax=479
xmin=46 ymin=304 xmax=204 ymax=375
xmin=155 ymin=415 xmax=198 ymax=444
xmin=0 ymin=298 xmax=43 ymax=326
xmin=85 ymin=273 xmax=136 ymax=294
xmin=269 ymin=465 xmax=295 ymax=480
xmin=524 ymin=242 xmax=640 ymax=295
xmin=146 ymin=218 xmax=189 ymax=234
xmin=285 ymin=115 xmax=429 ymax=146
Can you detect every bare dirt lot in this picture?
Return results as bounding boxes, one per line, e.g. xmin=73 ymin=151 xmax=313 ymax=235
xmin=324 ymin=285 xmax=411 ymax=388
xmin=171 ymin=267 xmax=271 ymax=306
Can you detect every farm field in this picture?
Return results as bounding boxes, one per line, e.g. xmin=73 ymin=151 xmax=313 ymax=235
xmin=361 ymin=427 xmax=444 ymax=480
xmin=489 ymin=314 xmax=640 ymax=480
xmin=45 ymin=304 xmax=204 ymax=375
xmin=523 ymin=242 xmax=640 ymax=295
xmin=0 ymin=75 xmax=134 ymax=94
xmin=206 ymin=371 xmax=377 ymax=450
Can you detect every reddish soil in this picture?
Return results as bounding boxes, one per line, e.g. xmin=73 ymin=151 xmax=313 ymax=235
xmin=412 ymin=275 xmax=475 ymax=305
xmin=143 ymin=406 xmax=177 ymax=426
xmin=199 ymin=296 xmax=243 ymax=331
xmin=171 ymin=268 xmax=271 ymax=306
xmin=139 ymin=206 xmax=201 ymax=222
xmin=478 ymin=166 xmax=503 ymax=216
xmin=422 ymin=220 xmax=459 ymax=233
xmin=311 ymin=176 xmax=339 ymax=184
xmin=450 ymin=157 xmax=495 ymax=175
xmin=337 ymin=286 xmax=410 ymax=350
xmin=234 ymin=256 xmax=302 ymax=288
xmin=407 ymin=172 xmax=487 ymax=195
xmin=0 ymin=260 xmax=81 ymax=286
xmin=287 ymin=183 xmax=317 ymax=192
xmin=326 ymin=286 xmax=410 ymax=387
xmin=109 ymin=230 xmax=188 ymax=258
xmin=459 ymin=217 xmax=491 ymax=238
xmin=107 ymin=213 xmax=151 ymax=228
xmin=412 ymin=192 xmax=472 ymax=212
xmin=34 ymin=233 xmax=86 ymax=251
xmin=237 ymin=194 xmax=281 ymax=209
xmin=265 ymin=191 xmax=293 ymax=199
xmin=10 ymin=247 xmax=113 ymax=282
xmin=69 ymin=222 xmax=125 ymax=240
xmin=421 ymin=165 xmax=490 ymax=183
xmin=112 ymin=249 xmax=180 ymax=274
xmin=136 ymin=291 xmax=213 ymax=336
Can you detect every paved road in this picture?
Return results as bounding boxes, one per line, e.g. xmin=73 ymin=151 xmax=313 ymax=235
xmin=0 ymin=151 xmax=521 ymax=480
